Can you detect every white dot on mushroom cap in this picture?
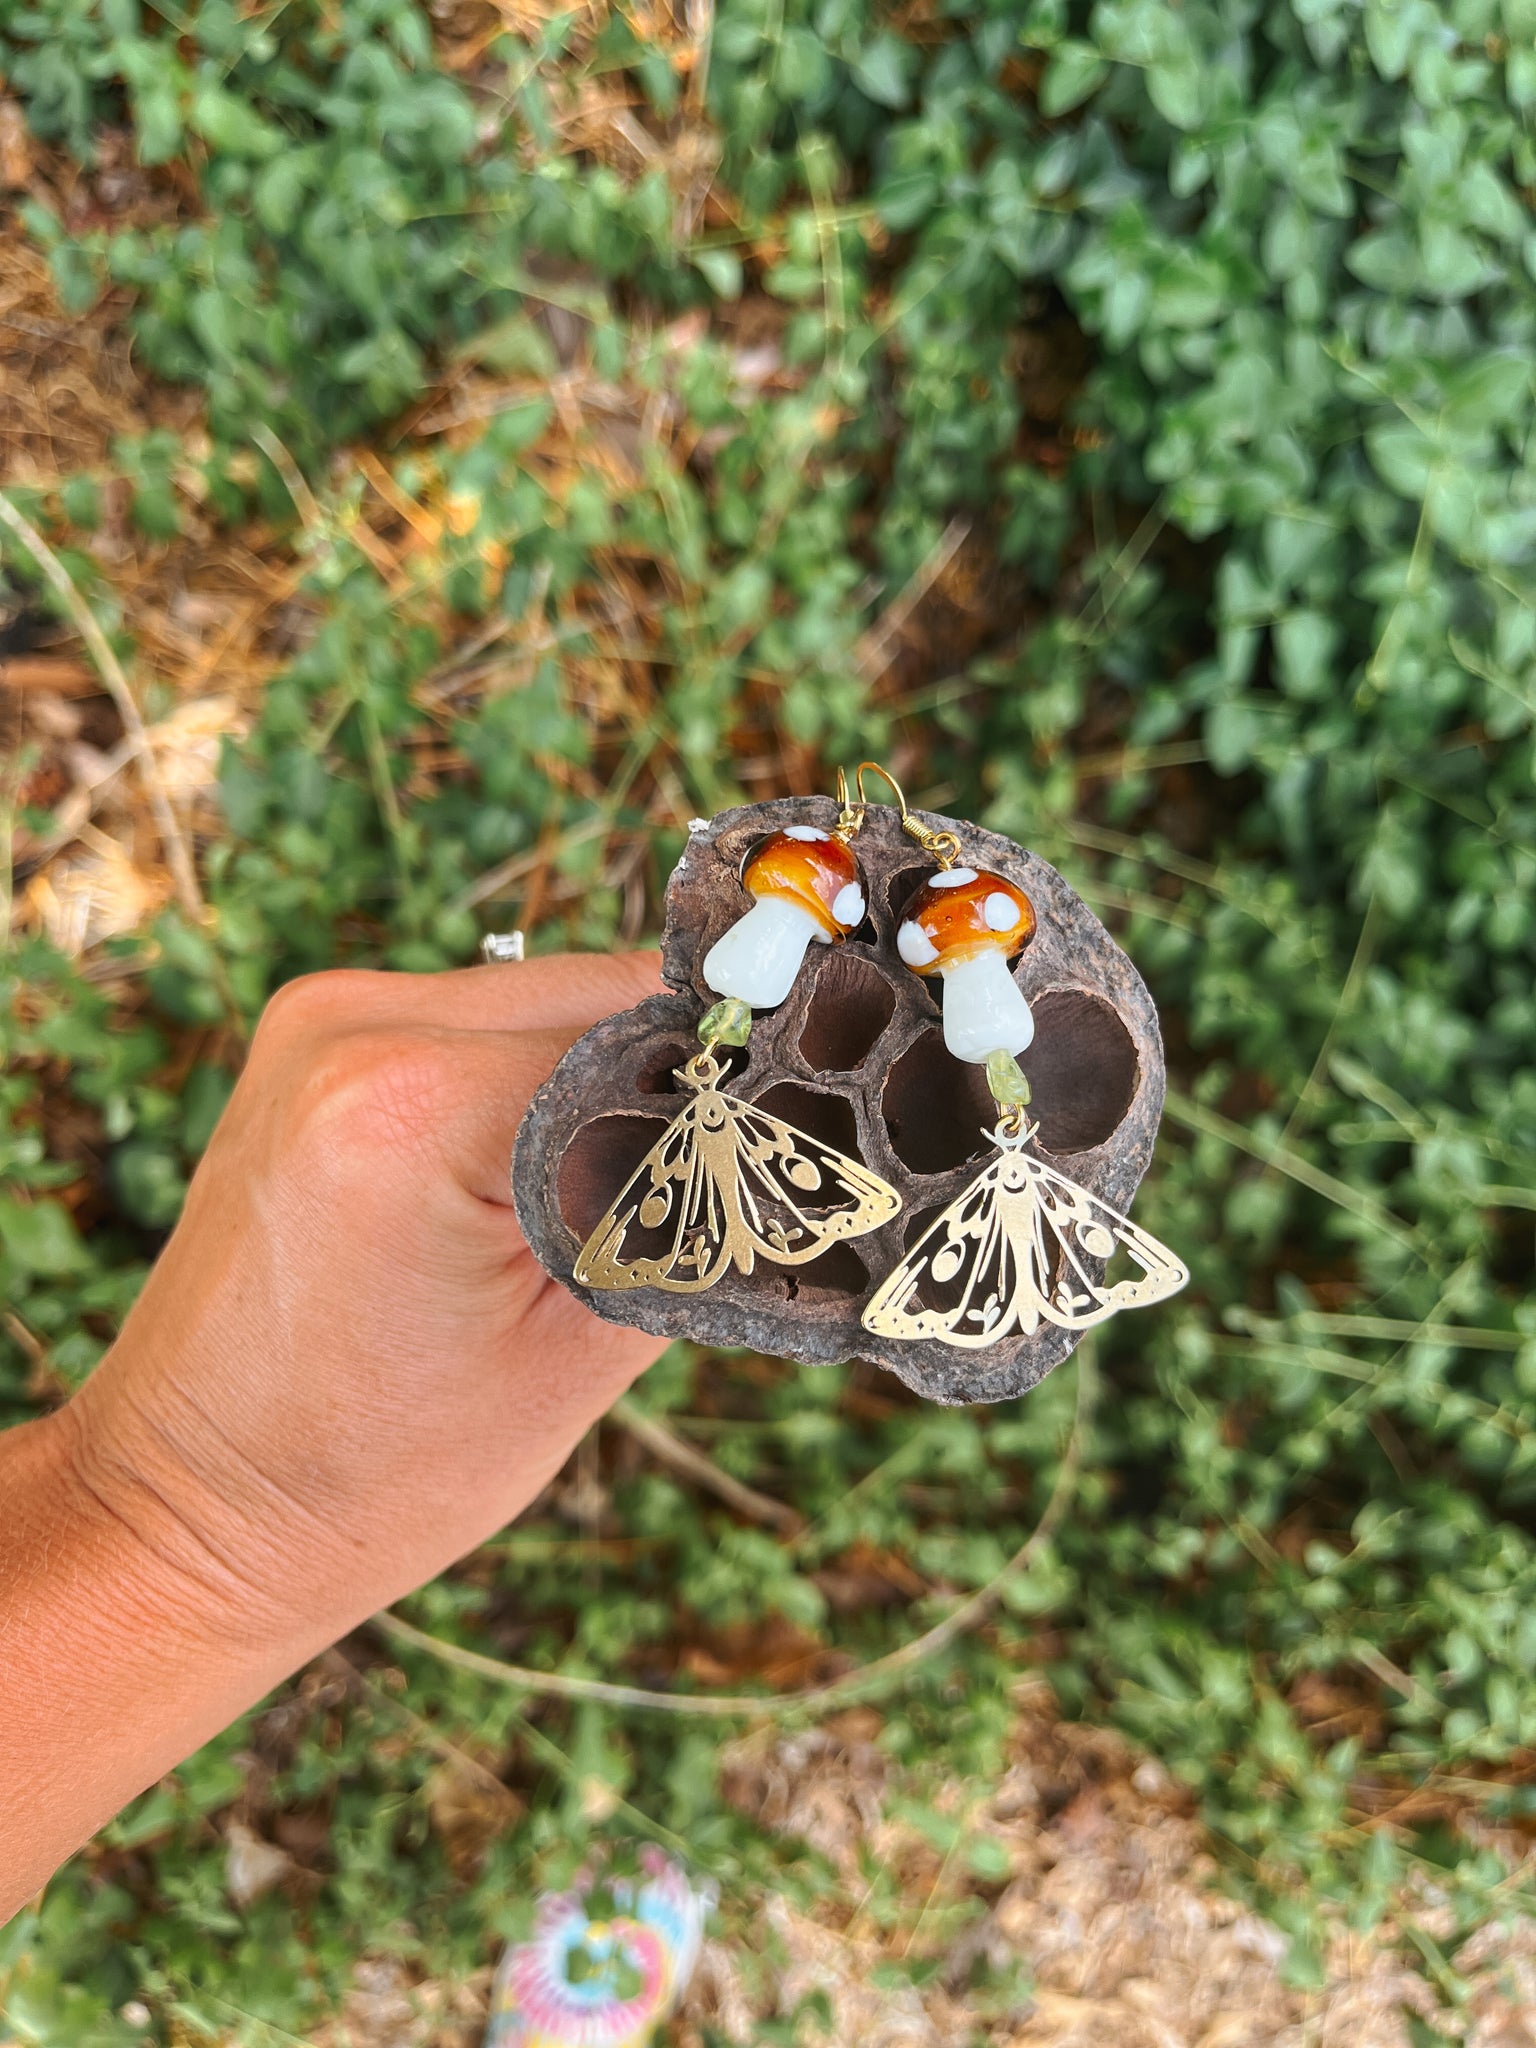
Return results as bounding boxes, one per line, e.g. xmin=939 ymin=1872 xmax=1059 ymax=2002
xmin=783 ymin=825 xmax=830 ymax=841
xmin=984 ymin=891 xmax=1021 ymax=931
xmin=897 ymin=920 xmax=940 ymax=966
xmin=832 ymin=882 xmax=866 ymax=927
xmin=927 ymin=866 xmax=978 ymax=889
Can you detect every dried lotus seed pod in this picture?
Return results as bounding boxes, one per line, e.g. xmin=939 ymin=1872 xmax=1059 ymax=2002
xmin=701 ymin=827 xmax=865 ymax=1010
xmin=896 ymin=868 xmax=1036 ymax=1063
xmin=512 ymin=795 xmax=1170 ymax=1404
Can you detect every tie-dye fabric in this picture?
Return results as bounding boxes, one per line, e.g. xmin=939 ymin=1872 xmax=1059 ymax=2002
xmin=485 ymin=1848 xmax=713 ymax=2048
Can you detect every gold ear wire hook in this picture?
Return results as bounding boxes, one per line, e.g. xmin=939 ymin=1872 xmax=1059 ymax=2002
xmin=853 ymin=760 xmax=906 ymax=815
xmin=853 ymin=760 xmax=962 ymax=869
xmin=831 ymin=765 xmax=864 ymax=843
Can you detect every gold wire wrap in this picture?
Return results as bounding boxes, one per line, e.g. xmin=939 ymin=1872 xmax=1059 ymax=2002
xmin=831 ymin=761 xmax=962 ymax=867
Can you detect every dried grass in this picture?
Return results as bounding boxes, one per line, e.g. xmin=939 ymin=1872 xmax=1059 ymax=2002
xmin=288 ymin=1685 xmax=1536 ymax=2047
xmin=0 ymin=10 xmax=986 ymax=964
xmin=683 ymin=1688 xmax=1535 ymax=2047
xmin=0 ymin=195 xmax=290 ymax=959
xmin=310 ymin=1954 xmax=491 ymax=2048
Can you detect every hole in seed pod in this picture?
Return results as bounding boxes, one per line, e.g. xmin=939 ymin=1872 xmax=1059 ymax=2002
xmin=633 ymin=1038 xmax=746 ymax=1096
xmin=749 ymin=1082 xmax=861 ymax=1158
xmin=758 ymin=1239 xmax=868 ymax=1304
xmin=1026 ymin=990 xmax=1140 ymax=1156
xmin=734 ymin=830 xmax=772 ymax=882
xmin=632 ymin=1039 xmax=697 ymax=1095
xmin=885 ymin=863 xmax=934 ymax=933
xmin=712 ymin=822 xmax=766 ymax=882
xmin=558 ymin=1113 xmax=672 ymax=1242
xmin=881 ymin=1028 xmax=994 ymax=1175
xmin=798 ymin=950 xmax=896 ymax=1072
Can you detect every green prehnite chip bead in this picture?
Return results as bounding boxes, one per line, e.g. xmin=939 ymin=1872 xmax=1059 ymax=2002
xmin=698 ymin=996 xmax=753 ymax=1047
xmin=985 ymin=1048 xmax=1032 ymax=1106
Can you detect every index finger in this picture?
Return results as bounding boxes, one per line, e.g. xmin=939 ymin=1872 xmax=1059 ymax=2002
xmin=436 ymin=950 xmax=667 ymax=1033
xmin=264 ymin=951 xmax=667 ymax=1041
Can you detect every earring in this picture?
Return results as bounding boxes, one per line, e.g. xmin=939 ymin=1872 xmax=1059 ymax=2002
xmin=860 ymin=792 xmax=1188 ymax=1348
xmin=573 ymin=790 xmax=901 ymax=1294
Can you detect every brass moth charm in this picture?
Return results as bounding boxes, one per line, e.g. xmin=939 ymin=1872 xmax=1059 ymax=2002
xmin=861 ymin=1112 xmax=1187 ymax=1347
xmin=574 ymin=1046 xmax=900 ymax=1293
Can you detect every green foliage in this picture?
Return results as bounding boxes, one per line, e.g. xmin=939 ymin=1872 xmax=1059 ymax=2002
xmin=3 ymin=0 xmax=1534 ymax=2028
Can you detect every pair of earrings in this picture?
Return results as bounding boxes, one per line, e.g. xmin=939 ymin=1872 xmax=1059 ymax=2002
xmin=572 ymin=768 xmax=1188 ymax=1350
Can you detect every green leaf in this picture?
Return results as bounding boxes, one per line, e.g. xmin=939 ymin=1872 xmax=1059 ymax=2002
xmin=189 ymin=83 xmax=284 ymax=159
xmin=1146 ymin=54 xmax=1207 ymax=129
xmin=253 ymin=151 xmax=317 ymax=236
xmin=132 ymin=80 xmax=184 ymax=166
xmin=1274 ymin=610 xmax=1340 ymax=698
xmin=693 ymin=247 xmax=743 ymax=299
xmin=0 ymin=1196 xmax=91 ymax=1277
xmin=876 ymin=167 xmax=940 ymax=230
xmin=1367 ymin=421 xmax=1437 ymax=496
xmin=1039 ymin=40 xmax=1109 ymax=116
xmin=764 ymin=259 xmax=822 ymax=301
xmin=852 ymin=34 xmax=914 ymax=107
xmin=1441 ymin=350 xmax=1530 ymax=430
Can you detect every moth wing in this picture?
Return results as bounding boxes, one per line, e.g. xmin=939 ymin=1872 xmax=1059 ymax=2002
xmin=1026 ymin=1155 xmax=1189 ymax=1329
xmin=729 ymin=1094 xmax=901 ymax=1266
xmin=861 ymin=1144 xmax=1188 ymax=1347
xmin=860 ymin=1153 xmax=1049 ymax=1347
xmin=573 ymin=1097 xmax=734 ymax=1293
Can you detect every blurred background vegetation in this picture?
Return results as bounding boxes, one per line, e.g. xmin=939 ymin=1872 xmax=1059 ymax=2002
xmin=2 ymin=0 xmax=1534 ymax=2037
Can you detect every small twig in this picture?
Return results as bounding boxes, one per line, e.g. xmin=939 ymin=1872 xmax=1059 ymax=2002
xmin=321 ymin=1647 xmax=515 ymax=1799
xmin=254 ymin=421 xmax=417 ymax=587
xmin=852 ymin=515 xmax=970 ymax=685
xmin=1162 ymin=1086 xmax=1419 ymax=1253
xmin=1353 ymin=1643 xmax=1442 ymax=1720
xmin=1073 ymin=493 xmax=1169 ymax=643
xmin=16 ymin=733 xmax=135 ymax=871
xmin=3 ymin=1311 xmax=65 ymax=1401
xmin=250 ymin=422 xmax=322 ymax=530
xmin=374 ymin=1348 xmax=1094 ymax=1718
xmin=0 ymin=490 xmax=204 ymax=922
xmin=355 ymin=448 xmax=442 ymax=546
xmin=610 ymin=1395 xmax=804 ymax=1534
xmin=1072 ymin=739 xmax=1208 ymax=781
xmin=1241 ymin=1309 xmax=1524 ymax=1353
xmin=1270 ymin=893 xmax=1382 ymax=1169
xmin=453 ymin=815 xmax=610 ymax=914
xmin=1051 ymin=817 xmax=1286 ymax=935
xmin=505 ymin=1705 xmax=702 ymax=1866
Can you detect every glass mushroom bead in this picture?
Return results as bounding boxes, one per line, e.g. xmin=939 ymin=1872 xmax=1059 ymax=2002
xmin=701 ymin=828 xmax=866 ymax=1010
xmin=895 ymin=868 xmax=1036 ymax=1063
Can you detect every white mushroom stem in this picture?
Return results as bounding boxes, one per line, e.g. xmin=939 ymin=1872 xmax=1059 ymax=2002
xmin=939 ymin=950 xmax=1035 ymax=1063
xmin=702 ymin=896 xmax=829 ymax=1009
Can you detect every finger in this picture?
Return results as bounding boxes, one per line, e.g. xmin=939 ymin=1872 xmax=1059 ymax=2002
xmin=431 ymin=950 xmax=667 ymax=1034
xmin=434 ymin=1024 xmax=614 ymax=1212
xmin=259 ymin=951 xmax=666 ymax=1046
xmin=238 ymin=1011 xmax=642 ymax=1233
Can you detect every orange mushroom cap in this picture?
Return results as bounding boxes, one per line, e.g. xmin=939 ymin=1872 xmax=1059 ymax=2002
xmin=742 ymin=829 xmax=863 ymax=939
xmin=896 ymin=868 xmax=1035 ymax=974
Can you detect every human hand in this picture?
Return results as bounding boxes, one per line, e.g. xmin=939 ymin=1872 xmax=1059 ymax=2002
xmin=2 ymin=953 xmax=666 ymax=1912
xmin=67 ymin=950 xmax=669 ymax=1644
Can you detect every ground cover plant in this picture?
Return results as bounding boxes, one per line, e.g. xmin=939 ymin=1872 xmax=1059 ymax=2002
xmin=1 ymin=0 xmax=1534 ymax=2035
